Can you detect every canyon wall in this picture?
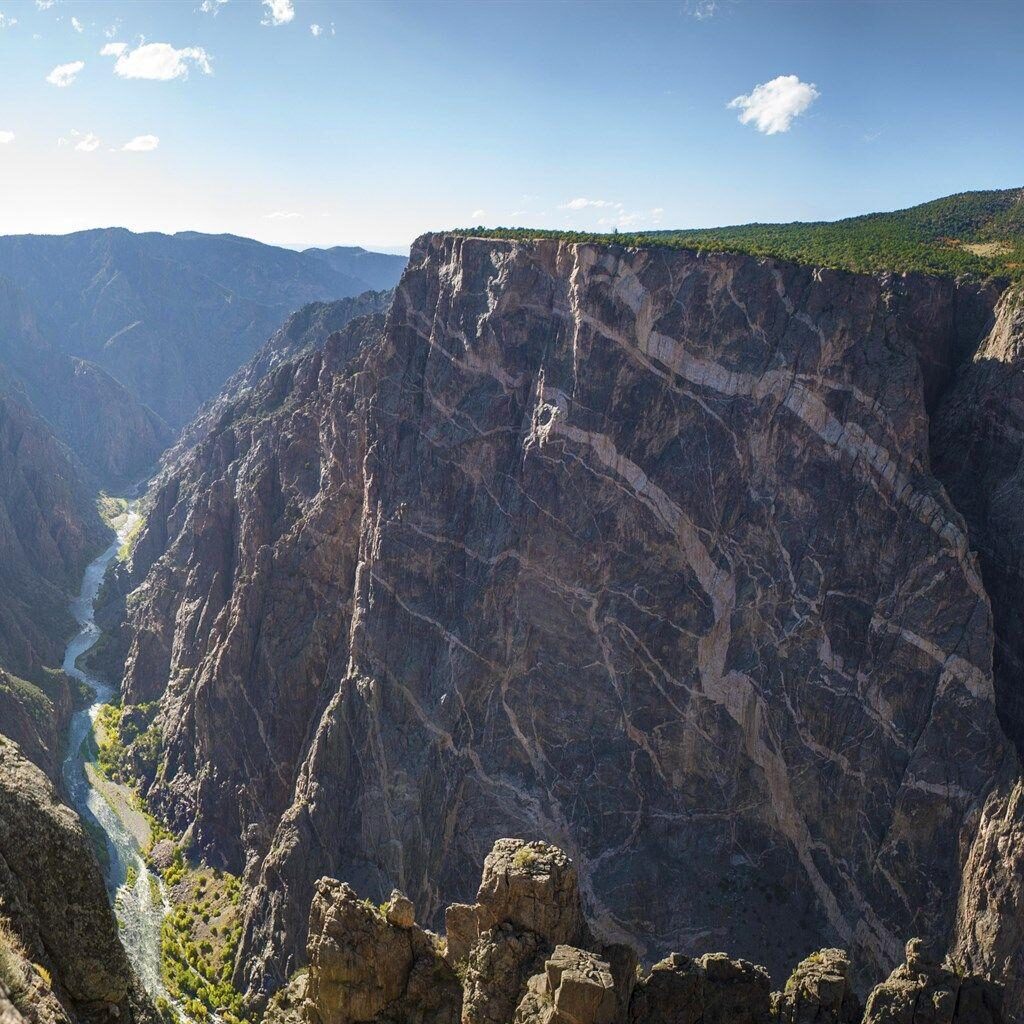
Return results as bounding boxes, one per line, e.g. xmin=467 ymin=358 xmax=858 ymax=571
xmin=114 ymin=236 xmax=1021 ymax=1009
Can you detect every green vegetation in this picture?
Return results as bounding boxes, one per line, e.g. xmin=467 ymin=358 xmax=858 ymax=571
xmin=97 ymin=494 xmax=130 ymax=530
xmin=512 ymin=846 xmax=539 ymax=869
xmin=118 ymin=513 xmax=146 ymax=562
xmin=158 ymin=863 xmax=247 ymax=1024
xmin=93 ymin=700 xmax=162 ymax=787
xmin=456 ymin=187 xmax=1024 ymax=281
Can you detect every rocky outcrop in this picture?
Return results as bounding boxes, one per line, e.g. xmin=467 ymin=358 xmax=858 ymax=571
xmin=862 ymin=940 xmax=1003 ymax=1024
xmin=0 ymin=739 xmax=133 ymax=1018
xmin=0 ymin=230 xmax=405 ymax=428
xmin=112 ymin=235 xmax=1021 ymax=1005
xmin=953 ymin=776 xmax=1024 ymax=1017
xmin=0 ymin=668 xmax=76 ymax=781
xmin=278 ymin=878 xmax=459 ymax=1024
xmin=269 ymin=839 xmax=1000 ymax=1024
xmin=773 ymin=949 xmax=861 ymax=1024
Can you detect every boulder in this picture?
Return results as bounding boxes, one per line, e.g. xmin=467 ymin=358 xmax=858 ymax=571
xmin=514 ymin=946 xmax=629 ymax=1024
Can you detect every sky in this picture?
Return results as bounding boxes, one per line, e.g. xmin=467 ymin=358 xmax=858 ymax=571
xmin=0 ymin=0 xmax=1022 ymax=253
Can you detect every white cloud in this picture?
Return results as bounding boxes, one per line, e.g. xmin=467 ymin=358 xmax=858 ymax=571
xmin=46 ymin=60 xmax=84 ymax=87
xmin=685 ymin=0 xmax=717 ymax=18
xmin=59 ymin=129 xmax=100 ymax=151
xmin=0 ymin=12 xmax=18 ymax=29
xmin=728 ymin=74 xmax=819 ymax=135
xmin=122 ymin=134 xmax=159 ymax=152
xmin=471 ymin=209 xmax=485 ymax=220
xmin=71 ymin=15 xmax=82 ymax=32
xmin=560 ymin=197 xmax=619 ymax=211
xmin=35 ymin=0 xmax=55 ymax=9
xmin=0 ymin=131 xmax=14 ymax=144
xmin=264 ymin=210 xmax=302 ymax=220
xmin=199 ymin=0 xmax=228 ymax=12
xmin=310 ymin=22 xmax=321 ymax=36
xmin=261 ymin=0 xmax=294 ymax=26
xmin=103 ymin=20 xmax=120 ymax=38
xmin=106 ymin=42 xmax=212 ymax=80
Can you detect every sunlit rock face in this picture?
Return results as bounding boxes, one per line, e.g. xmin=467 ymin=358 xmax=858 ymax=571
xmin=118 ymin=235 xmax=1014 ymax=1003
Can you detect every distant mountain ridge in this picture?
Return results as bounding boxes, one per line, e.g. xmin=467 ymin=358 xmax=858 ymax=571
xmin=0 ymin=228 xmax=407 ymax=428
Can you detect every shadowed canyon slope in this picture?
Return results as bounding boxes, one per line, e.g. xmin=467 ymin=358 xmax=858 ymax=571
xmin=111 ymin=233 xmax=1024 ymax=1010
xmin=0 ymin=230 xmax=406 ymax=428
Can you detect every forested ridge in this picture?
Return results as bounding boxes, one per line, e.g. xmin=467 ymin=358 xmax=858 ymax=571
xmin=458 ymin=187 xmax=1024 ymax=279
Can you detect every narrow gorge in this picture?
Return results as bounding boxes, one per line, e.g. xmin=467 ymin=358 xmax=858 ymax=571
xmin=90 ymin=229 xmax=1024 ymax=1021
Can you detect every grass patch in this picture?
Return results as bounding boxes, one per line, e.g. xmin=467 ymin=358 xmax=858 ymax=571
xmin=513 ymin=846 xmax=539 ymax=869
xmin=0 ymin=920 xmax=28 ymax=1002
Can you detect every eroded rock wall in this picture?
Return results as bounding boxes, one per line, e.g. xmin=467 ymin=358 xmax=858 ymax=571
xmin=115 ymin=236 xmax=1015 ymax=1004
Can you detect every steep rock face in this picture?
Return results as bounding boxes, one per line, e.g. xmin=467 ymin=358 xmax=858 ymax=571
xmin=932 ymin=288 xmax=1024 ymax=753
xmin=0 ymin=740 xmax=134 ymax=1017
xmin=953 ymin=776 xmax=1024 ymax=1017
xmin=121 ymin=314 xmax=385 ymax=865
xmin=0 ymin=667 xmax=75 ymax=781
xmin=0 ymin=230 xmax=405 ymax=427
xmin=168 ymin=289 xmax=394 ymax=460
xmin=116 ymin=236 xmax=1013 ymax=1001
xmin=0 ymin=388 xmax=106 ymax=679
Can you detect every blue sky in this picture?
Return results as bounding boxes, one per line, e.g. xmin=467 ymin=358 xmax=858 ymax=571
xmin=0 ymin=0 xmax=1021 ymax=251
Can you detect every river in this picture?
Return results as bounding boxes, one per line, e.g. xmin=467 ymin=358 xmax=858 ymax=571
xmin=60 ymin=511 xmax=170 ymax=1002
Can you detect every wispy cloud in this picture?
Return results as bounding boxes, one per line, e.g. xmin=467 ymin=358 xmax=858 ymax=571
xmin=59 ymin=129 xmax=100 ymax=151
xmin=71 ymin=15 xmax=83 ymax=32
xmin=598 ymin=207 xmax=666 ymax=229
xmin=46 ymin=60 xmax=85 ymax=87
xmin=471 ymin=209 xmax=486 ymax=220
xmin=728 ymin=74 xmax=819 ymax=135
xmin=264 ymin=210 xmax=302 ymax=220
xmin=35 ymin=0 xmax=55 ymax=9
xmin=199 ymin=0 xmax=228 ymax=13
xmin=0 ymin=131 xmax=14 ymax=145
xmin=261 ymin=0 xmax=294 ymax=26
xmin=123 ymin=134 xmax=160 ymax=152
xmin=560 ymin=197 xmax=619 ymax=211
xmin=0 ymin=11 xmax=18 ymax=29
xmin=105 ymin=42 xmax=212 ymax=80
xmin=685 ymin=0 xmax=717 ymax=19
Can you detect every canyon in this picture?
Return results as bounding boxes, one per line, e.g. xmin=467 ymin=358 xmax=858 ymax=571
xmin=2 ymin=201 xmax=1024 ymax=1024
xmin=99 ymin=226 xmax=1024 ymax=1017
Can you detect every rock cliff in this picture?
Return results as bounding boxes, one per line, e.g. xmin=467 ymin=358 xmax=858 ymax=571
xmin=0 ymin=739 xmax=141 ymax=1024
xmin=110 ymin=235 xmax=1023 ymax=1012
